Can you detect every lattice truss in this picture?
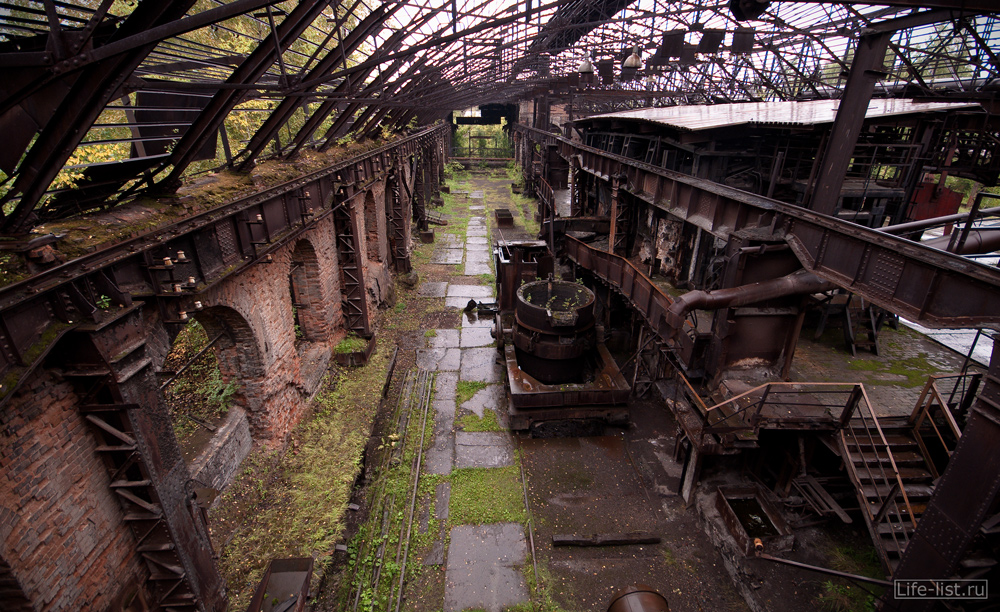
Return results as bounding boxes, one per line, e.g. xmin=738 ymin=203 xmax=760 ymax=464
xmin=0 ymin=0 xmax=997 ymax=232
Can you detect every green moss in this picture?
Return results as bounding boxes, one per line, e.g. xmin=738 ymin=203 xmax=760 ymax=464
xmin=449 ymin=466 xmax=527 ymax=525
xmin=457 ymin=409 xmax=503 ymax=432
xmin=424 ymin=329 xmax=437 ymax=338
xmin=456 ymin=380 xmax=488 ymax=405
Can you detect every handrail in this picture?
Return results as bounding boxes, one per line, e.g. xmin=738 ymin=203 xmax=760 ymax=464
xmin=703 ymin=381 xmax=867 ymax=433
xmin=909 ymin=373 xmax=975 ymax=471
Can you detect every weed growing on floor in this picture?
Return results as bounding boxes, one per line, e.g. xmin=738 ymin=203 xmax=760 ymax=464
xmin=334 ymin=332 xmax=368 ymax=354
xmin=457 ymin=408 xmax=502 ymax=432
xmin=449 ymin=466 xmax=527 ymax=525
xmin=456 ymin=380 xmax=489 ymax=405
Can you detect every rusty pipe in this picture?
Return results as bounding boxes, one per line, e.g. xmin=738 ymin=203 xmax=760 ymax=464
xmin=921 ymin=228 xmax=1000 ymax=255
xmin=664 ymin=269 xmax=834 ymax=334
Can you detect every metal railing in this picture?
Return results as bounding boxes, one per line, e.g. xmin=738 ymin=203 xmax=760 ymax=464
xmin=840 ymin=384 xmax=917 ymax=574
xmin=909 ymin=373 xmax=978 ymax=477
xmin=702 ymin=381 xmax=866 ymax=434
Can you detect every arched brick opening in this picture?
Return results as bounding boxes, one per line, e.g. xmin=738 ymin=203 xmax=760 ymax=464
xmin=193 ymin=306 xmax=265 ymax=418
xmin=289 ymin=239 xmax=328 ymax=343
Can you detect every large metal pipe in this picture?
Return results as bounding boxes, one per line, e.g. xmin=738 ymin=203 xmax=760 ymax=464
xmin=664 ymin=269 xmax=834 ymax=334
xmin=878 ymin=206 xmax=1000 ymax=236
xmin=921 ymin=228 xmax=1000 ymax=255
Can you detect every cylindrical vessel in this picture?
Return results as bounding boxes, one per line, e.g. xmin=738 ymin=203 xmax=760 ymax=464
xmin=513 ymin=280 xmax=595 ymax=384
xmin=606 ymin=584 xmax=669 ymax=612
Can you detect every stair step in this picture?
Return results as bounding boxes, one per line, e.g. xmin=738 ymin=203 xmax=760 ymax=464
xmin=876 ymin=522 xmax=916 ymax=537
xmin=124 ymin=511 xmax=161 ymax=522
xmin=96 ymin=444 xmax=137 ymax=453
xmin=855 ymin=467 xmax=933 ymax=482
xmin=879 ymin=536 xmax=910 ymax=556
xmin=852 ymin=450 xmax=926 ymax=465
xmin=845 ymin=434 xmax=919 ymax=448
xmin=149 ymin=571 xmax=186 ymax=581
xmin=80 ymin=403 xmax=140 ymax=413
xmin=137 ymin=542 xmax=175 ymax=552
xmin=861 ymin=483 xmax=935 ymax=499
xmin=110 ymin=479 xmax=152 ymax=489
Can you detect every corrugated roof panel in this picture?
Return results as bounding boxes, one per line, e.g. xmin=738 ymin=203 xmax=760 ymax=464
xmin=587 ymin=99 xmax=982 ymax=131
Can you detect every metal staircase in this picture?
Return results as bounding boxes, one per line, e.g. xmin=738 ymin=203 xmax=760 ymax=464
xmin=332 ymin=183 xmax=371 ymax=337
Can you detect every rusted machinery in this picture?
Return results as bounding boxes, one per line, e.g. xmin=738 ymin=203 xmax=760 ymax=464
xmin=494 ymin=242 xmax=629 ymax=431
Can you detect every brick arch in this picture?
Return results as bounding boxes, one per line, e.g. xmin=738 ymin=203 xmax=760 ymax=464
xmin=194 ymin=306 xmax=265 ymax=383
xmin=289 ymin=239 xmax=328 ymax=342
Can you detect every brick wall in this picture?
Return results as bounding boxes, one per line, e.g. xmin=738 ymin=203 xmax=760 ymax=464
xmin=0 ymin=368 xmax=146 ymax=611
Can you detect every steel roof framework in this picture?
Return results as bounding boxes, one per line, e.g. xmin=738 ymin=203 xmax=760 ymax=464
xmin=0 ymin=0 xmax=996 ymax=234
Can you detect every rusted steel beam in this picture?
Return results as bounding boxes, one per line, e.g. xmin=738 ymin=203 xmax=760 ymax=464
xmin=518 ymin=125 xmax=1000 ymax=330
xmin=0 ymin=125 xmax=446 ymax=406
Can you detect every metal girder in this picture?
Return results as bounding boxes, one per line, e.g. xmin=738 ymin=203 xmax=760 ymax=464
xmin=518 ymin=124 xmax=1000 ymax=330
xmin=159 ymin=0 xmax=334 ymax=189
xmin=236 ymin=3 xmax=393 ymax=171
xmin=0 ymin=1 xmax=198 ymax=233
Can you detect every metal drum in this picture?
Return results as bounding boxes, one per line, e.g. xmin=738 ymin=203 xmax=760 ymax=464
xmin=606 ymin=584 xmax=669 ymax=612
xmin=512 ymin=279 xmax=595 ymax=384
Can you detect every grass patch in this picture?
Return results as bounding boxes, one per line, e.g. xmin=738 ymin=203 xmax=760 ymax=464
xmin=814 ymin=544 xmax=884 ymax=612
xmin=457 ymin=409 xmax=503 ymax=432
xmin=449 ymin=466 xmax=528 ymax=525
xmin=394 ymin=300 xmax=407 ymax=313
xmin=334 ymin=333 xmax=368 ymax=354
xmin=424 ymin=329 xmax=437 ymax=338
xmin=848 ymin=353 xmax=937 ymax=388
xmin=456 ymin=380 xmax=489 ymax=405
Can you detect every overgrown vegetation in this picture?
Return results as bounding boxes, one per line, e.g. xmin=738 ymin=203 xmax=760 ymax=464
xmin=211 ymin=346 xmax=392 ymax=611
xmin=815 ymin=544 xmax=884 ymax=612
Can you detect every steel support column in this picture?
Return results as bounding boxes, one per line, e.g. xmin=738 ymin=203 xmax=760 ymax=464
xmin=806 ymin=30 xmax=892 ymax=216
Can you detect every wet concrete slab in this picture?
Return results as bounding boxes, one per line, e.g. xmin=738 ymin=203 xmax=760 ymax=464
xmin=470 ymin=191 xmax=485 ymax=199
xmin=462 ymin=311 xmax=494 ymax=328
xmin=436 ymin=371 xmax=458 ymax=399
xmin=447 ymin=284 xmax=494 ymax=298
xmin=469 ymin=205 xmax=485 ymax=211
xmin=431 ymin=248 xmax=464 ymax=265
xmin=460 ymin=347 xmax=503 ymax=382
xmin=455 ymin=432 xmax=513 ymax=468
xmin=465 ymin=250 xmax=491 ymax=264
xmin=460 ymin=383 xmax=504 ymax=417
xmin=445 ymin=296 xmax=477 ymax=310
xmin=444 ymin=523 xmax=528 ymax=612
xmin=424 ymin=483 xmax=452 ymax=565
xmin=464 ymin=261 xmax=492 ymax=275
xmin=429 ymin=329 xmax=460 ymax=349
xmin=466 ymin=228 xmax=488 ymax=238
xmin=467 ymin=236 xmax=489 ymax=246
xmin=460 ymin=326 xmax=495 ymax=348
xmin=426 ymin=398 xmax=457 ymax=475
xmin=417 ymin=281 xmax=449 ymax=297
xmin=416 ymin=348 xmax=462 ymax=371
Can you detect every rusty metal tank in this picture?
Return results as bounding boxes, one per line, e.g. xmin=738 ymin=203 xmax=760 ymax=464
xmin=606 ymin=584 xmax=669 ymax=612
xmin=512 ymin=279 xmax=595 ymax=384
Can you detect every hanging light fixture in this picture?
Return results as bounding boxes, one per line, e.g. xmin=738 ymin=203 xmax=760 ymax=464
xmin=578 ymin=56 xmax=594 ymax=74
xmin=623 ymin=45 xmax=643 ymax=70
